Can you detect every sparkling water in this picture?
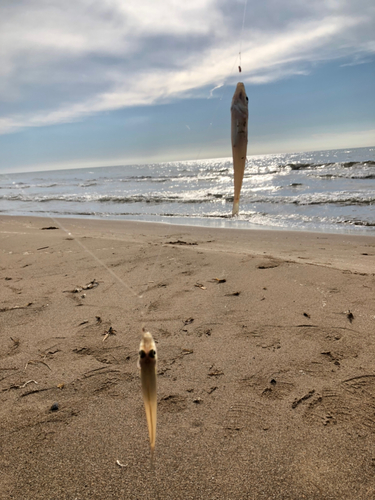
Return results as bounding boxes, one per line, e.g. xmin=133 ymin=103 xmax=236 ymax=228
xmin=1 ymin=146 xmax=374 ymax=234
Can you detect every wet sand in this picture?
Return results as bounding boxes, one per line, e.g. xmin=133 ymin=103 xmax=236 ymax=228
xmin=1 ymin=215 xmax=375 ymax=499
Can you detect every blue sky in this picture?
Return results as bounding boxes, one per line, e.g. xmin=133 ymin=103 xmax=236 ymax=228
xmin=1 ymin=0 xmax=374 ymax=173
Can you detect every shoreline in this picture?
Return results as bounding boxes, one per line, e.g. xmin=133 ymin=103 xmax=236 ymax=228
xmin=2 ymin=210 xmax=375 ymax=237
xmin=1 ymin=214 xmax=374 ymax=273
xmin=1 ymin=214 xmax=375 ymax=499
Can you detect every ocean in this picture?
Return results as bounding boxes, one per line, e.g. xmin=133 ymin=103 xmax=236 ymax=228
xmin=1 ymin=146 xmax=374 ymax=234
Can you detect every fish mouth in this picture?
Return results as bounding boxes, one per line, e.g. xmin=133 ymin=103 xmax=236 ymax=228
xmin=231 ymin=83 xmax=248 ymax=113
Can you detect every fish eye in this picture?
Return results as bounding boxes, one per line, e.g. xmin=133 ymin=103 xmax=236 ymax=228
xmin=139 ymin=350 xmax=146 ymax=358
xmin=149 ymin=349 xmax=156 ymax=359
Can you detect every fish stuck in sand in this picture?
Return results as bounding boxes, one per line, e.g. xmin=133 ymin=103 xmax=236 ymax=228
xmin=231 ymin=82 xmax=248 ymax=216
xmin=138 ymin=328 xmax=157 ymax=454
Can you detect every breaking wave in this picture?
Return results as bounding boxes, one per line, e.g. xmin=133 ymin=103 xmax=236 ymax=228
xmin=1 ymin=146 xmax=374 ymax=234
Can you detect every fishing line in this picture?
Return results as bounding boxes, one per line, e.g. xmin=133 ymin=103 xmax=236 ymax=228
xmin=239 ymin=0 xmax=249 ymax=73
xmin=4 ymin=171 xmax=166 ymax=498
xmin=2 ymin=180 xmax=139 ymax=296
xmin=3 ymin=1 xmax=250 ymax=489
xmin=1 ymin=172 xmax=167 ymax=329
xmin=195 ymin=0 xmax=248 ymax=162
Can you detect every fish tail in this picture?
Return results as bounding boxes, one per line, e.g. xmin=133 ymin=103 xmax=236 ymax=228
xmin=232 ymin=200 xmax=239 ymax=216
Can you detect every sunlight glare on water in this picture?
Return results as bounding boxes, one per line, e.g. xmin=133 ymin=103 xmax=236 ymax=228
xmin=1 ymin=147 xmax=374 ymax=234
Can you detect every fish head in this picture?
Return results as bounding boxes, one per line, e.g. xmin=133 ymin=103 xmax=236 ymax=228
xmin=231 ymin=82 xmax=248 ymax=115
xmin=138 ymin=329 xmax=157 ymax=369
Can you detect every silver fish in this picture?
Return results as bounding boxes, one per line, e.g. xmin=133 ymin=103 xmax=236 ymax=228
xmin=231 ymin=82 xmax=248 ymax=216
xmin=138 ymin=329 xmax=157 ymax=454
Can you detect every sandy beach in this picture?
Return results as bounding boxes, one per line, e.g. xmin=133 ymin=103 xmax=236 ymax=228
xmin=1 ymin=214 xmax=375 ymax=500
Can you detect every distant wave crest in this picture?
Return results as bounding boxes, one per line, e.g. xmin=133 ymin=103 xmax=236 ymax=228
xmin=1 ymin=190 xmax=374 ymax=206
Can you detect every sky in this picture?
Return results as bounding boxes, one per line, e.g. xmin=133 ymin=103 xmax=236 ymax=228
xmin=0 ymin=0 xmax=374 ymax=173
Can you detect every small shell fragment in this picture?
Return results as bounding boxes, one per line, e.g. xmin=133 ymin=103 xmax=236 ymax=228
xmin=116 ymin=460 xmax=128 ymax=468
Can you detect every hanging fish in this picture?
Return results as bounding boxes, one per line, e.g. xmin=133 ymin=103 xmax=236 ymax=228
xmin=138 ymin=328 xmax=157 ymax=454
xmin=231 ymin=82 xmax=248 ymax=216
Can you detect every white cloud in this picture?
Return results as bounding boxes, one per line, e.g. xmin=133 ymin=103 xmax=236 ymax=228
xmin=115 ymin=0 xmax=220 ymax=36
xmin=208 ymin=84 xmax=224 ymax=98
xmin=0 ymin=0 xmax=374 ymax=134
